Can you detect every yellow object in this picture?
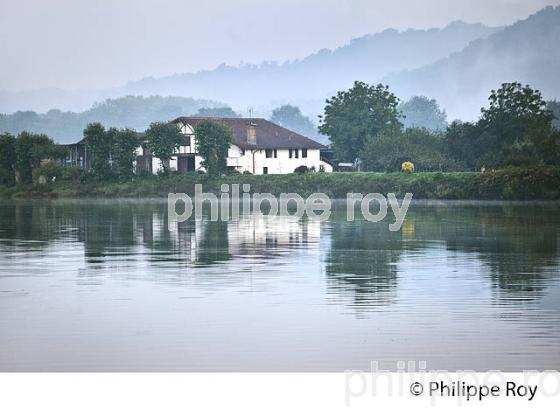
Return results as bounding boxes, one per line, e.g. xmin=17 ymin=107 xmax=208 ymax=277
xmin=402 ymin=221 xmax=415 ymax=239
xmin=401 ymin=161 xmax=415 ymax=173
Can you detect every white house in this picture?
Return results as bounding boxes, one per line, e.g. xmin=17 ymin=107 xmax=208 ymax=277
xmin=135 ymin=117 xmax=333 ymax=174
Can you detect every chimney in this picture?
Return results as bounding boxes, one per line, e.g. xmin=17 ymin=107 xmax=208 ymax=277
xmin=247 ymin=122 xmax=257 ymax=145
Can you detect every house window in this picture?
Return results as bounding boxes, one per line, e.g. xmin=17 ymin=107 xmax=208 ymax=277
xmin=184 ymin=135 xmax=191 ymax=146
xmin=294 ymin=149 xmax=299 ymax=158
xmin=289 ymin=149 xmax=293 ymax=158
xmin=302 ymin=149 xmax=308 ymax=158
xmin=265 ymin=149 xmax=273 ymax=158
xmin=274 ymin=149 xmax=277 ymax=158
xmin=263 ymin=167 xmax=268 ymax=174
xmin=241 ymin=148 xmax=245 ymax=155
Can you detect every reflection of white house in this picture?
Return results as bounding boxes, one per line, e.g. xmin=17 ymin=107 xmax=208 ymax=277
xmin=227 ymin=215 xmax=321 ymax=250
xmin=136 ymin=117 xmax=333 ymax=175
xmin=163 ymin=214 xmax=322 ymax=264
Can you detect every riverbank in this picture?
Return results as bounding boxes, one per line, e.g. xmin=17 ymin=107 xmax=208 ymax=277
xmin=1 ymin=167 xmax=559 ymax=200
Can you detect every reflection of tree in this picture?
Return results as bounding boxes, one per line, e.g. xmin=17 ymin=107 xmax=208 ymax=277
xmin=464 ymin=207 xmax=559 ymax=302
xmin=195 ymin=220 xmax=231 ymax=265
xmin=137 ymin=209 xmax=154 ymax=245
xmin=80 ymin=205 xmax=132 ymax=260
xmin=1 ymin=201 xmax=75 ymax=249
xmin=413 ymin=205 xmax=560 ymax=303
xmin=2 ymin=201 xmax=558 ymax=307
xmin=13 ymin=203 xmax=36 ymax=241
xmin=325 ymin=219 xmax=404 ymax=308
xmin=325 ymin=204 xmax=560 ymax=309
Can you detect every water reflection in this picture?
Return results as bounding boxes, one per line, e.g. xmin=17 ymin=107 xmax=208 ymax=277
xmin=324 ymin=218 xmax=402 ymax=307
xmin=0 ymin=200 xmax=559 ymax=370
xmin=0 ymin=200 xmax=559 ymax=305
xmin=406 ymin=205 xmax=560 ymax=304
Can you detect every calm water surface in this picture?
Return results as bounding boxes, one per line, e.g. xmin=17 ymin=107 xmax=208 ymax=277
xmin=0 ymin=199 xmax=559 ymax=371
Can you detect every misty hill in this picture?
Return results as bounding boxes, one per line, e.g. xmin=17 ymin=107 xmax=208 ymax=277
xmin=0 ymin=95 xmax=225 ymax=143
xmin=0 ymin=88 xmax=112 ymax=115
xmin=124 ymin=21 xmax=500 ymax=116
xmin=383 ymin=6 xmax=560 ymax=120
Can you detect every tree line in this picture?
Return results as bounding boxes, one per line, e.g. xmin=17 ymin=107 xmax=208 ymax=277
xmin=320 ymin=81 xmax=560 ymax=171
xmin=84 ymin=120 xmax=231 ymax=178
xmin=0 ymin=118 xmax=232 ymax=186
xmin=1 ymin=80 xmax=559 ymax=187
xmin=0 ymin=132 xmax=66 ymax=185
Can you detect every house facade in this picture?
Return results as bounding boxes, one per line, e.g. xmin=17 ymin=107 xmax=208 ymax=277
xmin=136 ymin=117 xmax=332 ymax=174
xmin=65 ymin=117 xmax=333 ymax=175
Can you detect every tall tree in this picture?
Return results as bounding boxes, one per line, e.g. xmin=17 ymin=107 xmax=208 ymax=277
xmin=83 ymin=122 xmax=114 ymax=179
xmin=0 ymin=134 xmax=16 ymax=186
xmin=145 ymin=122 xmax=184 ymax=174
xmin=14 ymin=132 xmax=58 ymax=184
xmin=478 ymin=82 xmax=557 ymax=166
xmin=195 ymin=120 xmax=232 ymax=176
xmin=108 ymin=128 xmax=139 ymax=181
xmin=399 ymin=96 xmax=447 ymax=132
xmin=444 ymin=121 xmax=482 ymax=170
xmin=270 ymin=105 xmax=317 ymax=137
xmin=319 ymin=81 xmax=402 ymax=162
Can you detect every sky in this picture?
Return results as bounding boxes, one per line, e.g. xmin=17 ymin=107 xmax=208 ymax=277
xmin=1 ymin=0 xmax=559 ymax=91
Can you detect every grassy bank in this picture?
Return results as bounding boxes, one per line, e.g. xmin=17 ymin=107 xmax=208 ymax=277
xmin=1 ymin=167 xmax=560 ymax=200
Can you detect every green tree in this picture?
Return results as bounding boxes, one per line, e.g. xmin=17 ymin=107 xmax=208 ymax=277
xmin=195 ymin=120 xmax=232 ymax=176
xmin=108 ymin=128 xmax=138 ymax=181
xmin=83 ymin=122 xmax=114 ymax=179
xmin=319 ymin=81 xmax=402 ymax=162
xmin=14 ymin=132 xmax=58 ymax=184
xmin=145 ymin=122 xmax=184 ymax=174
xmin=0 ymin=134 xmax=17 ymax=186
xmin=478 ymin=82 xmax=557 ymax=167
xmin=399 ymin=96 xmax=448 ymax=132
xmin=270 ymin=105 xmax=317 ymax=137
xmin=444 ymin=121 xmax=482 ymax=170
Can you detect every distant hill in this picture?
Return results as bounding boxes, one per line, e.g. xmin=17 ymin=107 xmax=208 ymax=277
xmin=0 ymin=20 xmax=500 ymax=139
xmin=3 ymin=6 xmax=559 ymax=138
xmin=124 ymin=21 xmax=500 ymax=117
xmin=383 ymin=6 xmax=560 ymax=120
xmin=0 ymin=88 xmax=104 ymax=115
xmin=0 ymin=96 xmax=226 ymax=143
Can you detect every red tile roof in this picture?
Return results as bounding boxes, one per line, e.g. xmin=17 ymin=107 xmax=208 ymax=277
xmin=172 ymin=117 xmax=325 ymax=149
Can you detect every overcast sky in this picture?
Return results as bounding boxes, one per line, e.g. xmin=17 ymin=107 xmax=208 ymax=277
xmin=1 ymin=0 xmax=559 ymax=91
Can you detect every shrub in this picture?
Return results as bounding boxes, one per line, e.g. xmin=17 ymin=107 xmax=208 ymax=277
xmin=32 ymin=161 xmax=64 ymax=184
xmin=294 ymin=165 xmax=310 ymax=174
xmin=401 ymin=161 xmax=415 ymax=173
xmin=61 ymin=166 xmax=82 ymax=183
